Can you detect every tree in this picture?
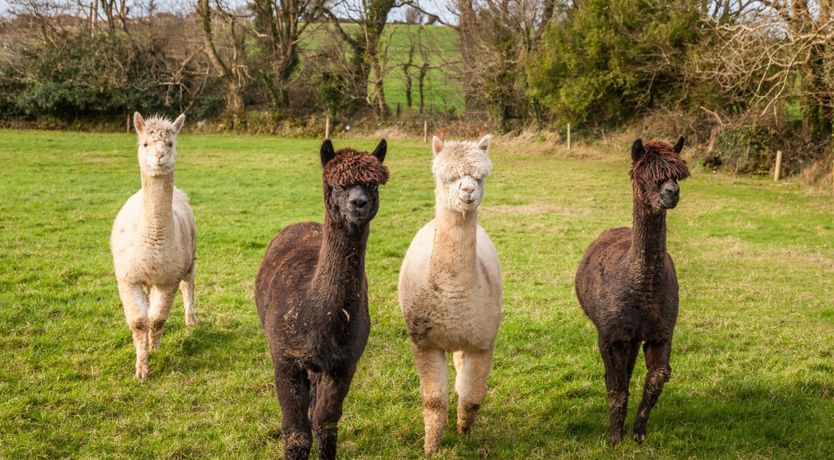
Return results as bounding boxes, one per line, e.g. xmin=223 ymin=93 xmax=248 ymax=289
xmin=319 ymin=0 xmax=398 ymax=116
xmin=415 ymin=0 xmax=559 ymax=130
xmin=527 ymin=0 xmax=702 ymax=127
xmin=249 ymin=0 xmax=317 ymax=111
xmin=695 ymin=0 xmax=834 ymax=140
xmin=197 ymin=0 xmax=250 ymax=126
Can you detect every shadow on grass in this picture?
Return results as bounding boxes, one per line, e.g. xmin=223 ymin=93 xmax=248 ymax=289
xmin=155 ymin=325 xmax=239 ymax=373
xmin=441 ymin=376 xmax=834 ymax=456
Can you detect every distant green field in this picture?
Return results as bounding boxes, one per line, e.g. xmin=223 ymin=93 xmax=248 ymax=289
xmin=2 ymin=130 xmax=834 ymax=458
xmin=300 ymin=23 xmax=463 ymax=113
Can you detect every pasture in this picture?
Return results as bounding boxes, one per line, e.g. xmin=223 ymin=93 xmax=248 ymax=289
xmin=1 ymin=130 xmax=833 ymax=458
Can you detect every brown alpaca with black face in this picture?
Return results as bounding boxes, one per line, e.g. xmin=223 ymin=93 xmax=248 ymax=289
xmin=575 ymin=137 xmax=689 ymax=446
xmin=255 ymin=139 xmax=388 ymax=460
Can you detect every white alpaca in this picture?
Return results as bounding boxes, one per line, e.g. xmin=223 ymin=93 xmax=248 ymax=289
xmin=111 ymin=112 xmax=196 ymax=380
xmin=398 ymin=135 xmax=502 ymax=455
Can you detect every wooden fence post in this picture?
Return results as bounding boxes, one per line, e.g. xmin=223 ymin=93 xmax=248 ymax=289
xmin=774 ymin=150 xmax=783 ymax=181
xmin=423 ymin=120 xmax=428 ymax=143
xmin=325 ymin=117 xmax=330 ymax=139
xmin=126 ymin=113 xmax=130 ymax=133
xmin=567 ymin=122 xmax=571 ymax=150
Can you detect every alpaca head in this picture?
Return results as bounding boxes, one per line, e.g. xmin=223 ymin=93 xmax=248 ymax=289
xmin=431 ymin=135 xmax=493 ymax=213
xmin=134 ymin=112 xmax=185 ymax=177
xmin=629 ymin=136 xmax=690 ymax=212
xmin=321 ymin=139 xmax=388 ymax=228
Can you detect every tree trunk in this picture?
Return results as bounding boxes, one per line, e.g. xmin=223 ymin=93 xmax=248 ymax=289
xmin=370 ymin=55 xmax=389 ymax=116
xmin=418 ymin=63 xmax=429 ymax=114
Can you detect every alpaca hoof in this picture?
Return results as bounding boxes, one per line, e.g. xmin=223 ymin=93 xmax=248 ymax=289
xmin=423 ymin=441 xmax=439 ymax=457
xmin=185 ymin=313 xmax=197 ymax=327
xmin=456 ymin=421 xmax=471 ymax=435
xmin=634 ymin=431 xmax=646 ymax=443
xmin=608 ymin=432 xmax=623 ymax=446
xmin=135 ymin=364 xmax=148 ymax=380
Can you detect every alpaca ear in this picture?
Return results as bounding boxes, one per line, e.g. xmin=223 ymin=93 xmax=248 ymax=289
xmin=673 ymin=136 xmax=685 ymax=154
xmin=372 ymin=139 xmax=387 ymax=163
xmin=321 ymin=139 xmax=336 ymax=166
xmin=631 ymin=138 xmax=644 ymax=162
xmin=133 ymin=112 xmax=145 ymax=135
xmin=476 ymin=134 xmax=492 ymax=152
xmin=432 ymin=136 xmax=444 ymax=156
xmin=172 ymin=113 xmax=186 ymax=134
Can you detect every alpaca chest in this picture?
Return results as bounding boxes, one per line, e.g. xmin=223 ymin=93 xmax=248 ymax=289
xmin=272 ymin=295 xmax=370 ymax=372
xmin=404 ymin=284 xmax=499 ymax=351
xmin=114 ymin=234 xmax=192 ymax=285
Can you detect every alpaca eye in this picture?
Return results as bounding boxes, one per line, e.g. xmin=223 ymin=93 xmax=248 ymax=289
xmin=167 ymin=142 xmax=173 ymax=147
xmin=143 ymin=142 xmax=148 ymax=147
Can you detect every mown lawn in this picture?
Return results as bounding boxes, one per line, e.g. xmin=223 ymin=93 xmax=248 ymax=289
xmin=1 ymin=129 xmax=833 ymax=459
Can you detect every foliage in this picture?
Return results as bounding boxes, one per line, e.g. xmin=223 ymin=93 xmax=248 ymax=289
xmin=2 ymin=131 xmax=834 ymax=457
xmin=2 ymin=31 xmax=219 ymax=121
xmin=527 ymin=0 xmax=702 ymax=127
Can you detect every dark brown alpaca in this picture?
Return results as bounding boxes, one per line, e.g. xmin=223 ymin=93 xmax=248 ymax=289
xmin=255 ymin=139 xmax=388 ymax=459
xmin=575 ymin=137 xmax=689 ymax=446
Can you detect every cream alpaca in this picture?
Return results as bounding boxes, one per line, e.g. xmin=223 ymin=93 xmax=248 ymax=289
xmin=398 ymin=135 xmax=502 ymax=456
xmin=110 ymin=112 xmax=195 ymax=380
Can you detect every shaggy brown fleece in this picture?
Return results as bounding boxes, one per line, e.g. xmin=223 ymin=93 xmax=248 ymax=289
xmin=323 ymin=149 xmax=389 ymax=188
xmin=629 ymin=140 xmax=690 ymax=184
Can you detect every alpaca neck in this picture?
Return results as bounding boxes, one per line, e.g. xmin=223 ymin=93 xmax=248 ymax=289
xmin=140 ymin=172 xmax=174 ymax=245
xmin=629 ymin=196 xmax=667 ymax=284
xmin=312 ymin=215 xmax=368 ymax=317
xmin=429 ymin=205 xmax=479 ymax=288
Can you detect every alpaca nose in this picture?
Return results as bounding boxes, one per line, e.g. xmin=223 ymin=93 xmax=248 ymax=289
xmin=350 ymin=197 xmax=368 ymax=209
xmin=461 ymin=184 xmax=475 ymax=194
xmin=660 ymin=182 xmax=680 ymax=208
xmin=663 ymin=184 xmax=679 ymax=199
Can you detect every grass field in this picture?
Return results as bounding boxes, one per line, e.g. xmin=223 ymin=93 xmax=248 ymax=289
xmin=2 ymin=130 xmax=834 ymax=458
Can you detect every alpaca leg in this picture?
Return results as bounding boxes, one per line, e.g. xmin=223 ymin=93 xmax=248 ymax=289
xmin=412 ymin=344 xmax=449 ymax=456
xmin=180 ymin=265 xmax=197 ymax=327
xmin=633 ymin=340 xmax=672 ymax=443
xmin=117 ymin=280 xmax=150 ymax=380
xmin=454 ymin=348 xmax=494 ymax=434
xmin=311 ymin=369 xmax=355 ymax=460
xmin=600 ymin=339 xmax=638 ymax=446
xmin=148 ymin=285 xmax=178 ymax=352
xmin=275 ymin=363 xmax=313 ymax=460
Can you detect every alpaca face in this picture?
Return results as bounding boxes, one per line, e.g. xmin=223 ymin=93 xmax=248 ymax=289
xmin=327 ymin=184 xmax=380 ymax=227
xmin=629 ymin=137 xmax=689 ymax=213
xmin=640 ymin=178 xmax=680 ymax=212
xmin=134 ymin=112 xmax=185 ymax=177
xmin=438 ymin=174 xmax=484 ymax=212
xmin=320 ymin=139 xmax=388 ymax=229
xmin=431 ymin=135 xmax=492 ymax=213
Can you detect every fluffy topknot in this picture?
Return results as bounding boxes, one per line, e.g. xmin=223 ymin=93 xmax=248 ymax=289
xmin=134 ymin=112 xmax=185 ymax=142
xmin=629 ymin=140 xmax=690 ymax=184
xmin=322 ymin=149 xmax=389 ymax=188
xmin=432 ymin=138 xmax=493 ymax=183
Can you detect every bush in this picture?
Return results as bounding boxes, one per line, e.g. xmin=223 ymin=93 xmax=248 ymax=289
xmin=527 ymin=0 xmax=702 ymax=128
xmin=1 ymin=31 xmax=221 ymax=122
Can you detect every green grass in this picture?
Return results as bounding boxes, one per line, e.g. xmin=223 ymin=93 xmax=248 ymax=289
xmin=2 ymin=129 xmax=834 ymax=458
